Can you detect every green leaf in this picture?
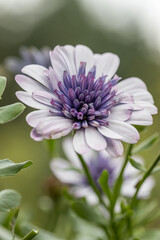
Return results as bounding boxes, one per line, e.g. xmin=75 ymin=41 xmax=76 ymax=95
xmin=22 ymin=230 xmax=39 ymax=240
xmin=71 ymin=200 xmax=103 ymax=224
xmin=98 ymin=170 xmax=112 ymax=202
xmin=0 ymin=159 xmax=32 ymax=177
xmin=0 ymin=102 xmax=25 ymax=124
xmin=113 ymin=174 xmax=123 ymax=204
xmin=0 ymin=189 xmax=21 ymax=212
xmin=0 ymin=76 xmax=7 ymax=98
xmin=129 ymin=157 xmax=146 ymax=172
xmin=132 ymin=133 xmax=159 ymax=154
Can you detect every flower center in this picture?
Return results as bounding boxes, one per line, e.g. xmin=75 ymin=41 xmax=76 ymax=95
xmin=51 ymin=62 xmax=119 ymax=129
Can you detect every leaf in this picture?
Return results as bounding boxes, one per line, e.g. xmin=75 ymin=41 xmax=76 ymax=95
xmin=129 ymin=157 xmax=146 ymax=172
xmin=0 ymin=76 xmax=7 ymax=98
xmin=22 ymin=230 xmax=39 ymax=240
xmin=132 ymin=133 xmax=159 ymax=154
xmin=113 ymin=174 xmax=123 ymax=204
xmin=0 ymin=102 xmax=25 ymax=124
xmin=98 ymin=170 xmax=112 ymax=203
xmin=0 ymin=159 xmax=32 ymax=177
xmin=0 ymin=189 xmax=21 ymax=212
xmin=71 ymin=200 xmax=103 ymax=224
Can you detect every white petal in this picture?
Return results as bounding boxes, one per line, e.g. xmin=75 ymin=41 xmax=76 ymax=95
xmin=30 ymin=128 xmax=44 ymax=141
xmin=75 ymin=45 xmax=94 ymax=74
xmin=108 ymin=120 xmax=140 ymax=144
xmin=15 ymin=74 xmax=49 ymax=92
xmin=105 ymin=139 xmax=123 ymax=157
xmin=108 ymin=104 xmax=132 ymax=121
xmin=116 ymin=77 xmax=147 ymax=92
xmin=50 ymin=158 xmax=82 ymax=184
xmin=98 ymin=126 xmax=122 ymax=139
xmin=85 ymin=127 xmax=107 ymax=151
xmin=32 ymin=91 xmax=58 ymax=106
xmin=137 ymin=177 xmax=155 ymax=198
xmin=73 ymin=129 xmax=90 ymax=154
xmin=50 ymin=45 xmax=76 ymax=80
xmin=94 ymin=52 xmax=120 ymax=81
xmin=132 ymin=90 xmax=154 ymax=104
xmin=16 ymin=91 xmax=52 ymax=110
xmin=62 ymin=137 xmax=82 ymax=168
xmin=72 ymin=186 xmax=98 ymax=205
xmin=26 ymin=110 xmax=52 ymax=127
xmin=127 ymin=110 xmax=153 ymax=126
xmin=22 ymin=64 xmax=49 ymax=87
xmin=133 ymin=101 xmax=157 ymax=115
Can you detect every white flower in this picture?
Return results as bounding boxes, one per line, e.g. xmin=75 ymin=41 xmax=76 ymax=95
xmin=50 ymin=138 xmax=155 ymax=204
xmin=15 ymin=44 xmax=157 ymax=157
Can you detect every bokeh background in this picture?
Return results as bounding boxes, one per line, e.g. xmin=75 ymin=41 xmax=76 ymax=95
xmin=0 ymin=0 xmax=160 ymax=236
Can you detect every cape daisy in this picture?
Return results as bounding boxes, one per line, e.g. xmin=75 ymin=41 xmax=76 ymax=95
xmin=15 ymin=44 xmax=157 ymax=157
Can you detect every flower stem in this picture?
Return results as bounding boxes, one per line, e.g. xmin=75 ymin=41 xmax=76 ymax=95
xmin=130 ymin=154 xmax=160 ymax=208
xmin=77 ymin=153 xmax=109 ymax=210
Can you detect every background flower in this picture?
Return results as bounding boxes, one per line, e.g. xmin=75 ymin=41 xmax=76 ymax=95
xmin=5 ymin=46 xmax=51 ymax=74
xmin=15 ymin=44 xmax=157 ymax=157
xmin=50 ymin=138 xmax=155 ymax=205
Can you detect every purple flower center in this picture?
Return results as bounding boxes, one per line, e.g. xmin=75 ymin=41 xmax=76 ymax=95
xmin=83 ymin=154 xmax=115 ymax=190
xmin=50 ymin=62 xmax=120 ymax=129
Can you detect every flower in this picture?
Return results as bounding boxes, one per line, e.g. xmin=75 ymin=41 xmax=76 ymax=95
xmin=15 ymin=44 xmax=157 ymax=157
xmin=50 ymin=138 xmax=155 ymax=204
xmin=5 ymin=46 xmax=51 ymax=74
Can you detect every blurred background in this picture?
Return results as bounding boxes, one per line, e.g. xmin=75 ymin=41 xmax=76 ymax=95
xmin=0 ymin=0 xmax=160 ymax=237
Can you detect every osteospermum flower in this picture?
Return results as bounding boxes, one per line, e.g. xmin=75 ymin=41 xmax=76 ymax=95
xmin=15 ymin=45 xmax=157 ymax=157
xmin=50 ymin=138 xmax=155 ymax=204
xmin=5 ymin=46 xmax=51 ymax=74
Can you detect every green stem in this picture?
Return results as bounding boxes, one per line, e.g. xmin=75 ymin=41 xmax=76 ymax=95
xmin=119 ymin=144 xmax=133 ymax=181
xmin=77 ymin=153 xmax=109 ymax=210
xmin=130 ymin=154 xmax=160 ymax=208
xmin=22 ymin=230 xmax=39 ymax=240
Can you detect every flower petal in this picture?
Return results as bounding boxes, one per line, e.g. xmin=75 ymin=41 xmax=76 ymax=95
xmin=116 ymin=77 xmax=147 ymax=92
xmin=22 ymin=64 xmax=49 ymax=87
xmin=16 ymin=91 xmax=52 ymax=109
xmin=108 ymin=120 xmax=140 ymax=144
xmin=75 ymin=44 xmax=94 ymax=74
xmin=50 ymin=158 xmax=82 ymax=184
xmin=94 ymin=53 xmax=120 ymax=81
xmin=127 ymin=110 xmax=153 ymax=126
xmin=26 ymin=110 xmax=52 ymax=127
xmin=108 ymin=104 xmax=132 ymax=121
xmin=15 ymin=74 xmax=49 ymax=92
xmin=85 ymin=127 xmax=107 ymax=151
xmin=105 ymin=138 xmax=124 ymax=157
xmin=98 ymin=126 xmax=122 ymax=139
xmin=73 ymin=129 xmax=90 ymax=154
xmin=133 ymin=101 xmax=158 ymax=115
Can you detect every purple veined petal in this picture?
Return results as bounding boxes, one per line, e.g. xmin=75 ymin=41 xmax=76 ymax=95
xmin=108 ymin=104 xmax=132 ymax=121
xmin=73 ymin=129 xmax=90 ymax=154
xmin=131 ymin=90 xmax=154 ymax=104
xmin=85 ymin=127 xmax=107 ymax=151
xmin=26 ymin=110 xmax=52 ymax=127
xmin=50 ymin=158 xmax=82 ymax=184
xmin=46 ymin=67 xmax=59 ymax=89
xmin=116 ymin=77 xmax=147 ymax=92
xmin=105 ymin=138 xmax=124 ymax=157
xmin=75 ymin=45 xmax=94 ymax=74
xmin=115 ymin=92 xmax=134 ymax=104
xmin=94 ymin=52 xmax=120 ymax=81
xmin=22 ymin=64 xmax=50 ymax=88
xmin=15 ymin=74 xmax=50 ymax=93
xmin=30 ymin=128 xmax=44 ymax=141
xmin=62 ymin=137 xmax=82 ymax=168
xmin=50 ymin=126 xmax=73 ymax=139
xmin=16 ymin=91 xmax=52 ymax=110
xmin=133 ymin=101 xmax=158 ymax=115
xmin=127 ymin=110 xmax=153 ymax=126
xmin=98 ymin=126 xmax=122 ymax=139
xmin=32 ymin=91 xmax=59 ymax=107
xmin=108 ymin=120 xmax=140 ymax=144
xmin=50 ymin=45 xmax=76 ymax=79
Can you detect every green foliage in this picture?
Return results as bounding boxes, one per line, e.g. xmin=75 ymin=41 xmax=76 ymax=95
xmin=98 ymin=170 xmax=112 ymax=203
xmin=0 ymin=226 xmax=20 ymax=240
xmin=132 ymin=133 xmax=159 ymax=154
xmin=129 ymin=157 xmax=146 ymax=172
xmin=22 ymin=230 xmax=39 ymax=240
xmin=0 ymin=159 xmax=32 ymax=177
xmin=0 ymin=189 xmax=21 ymax=212
xmin=139 ymin=230 xmax=160 ymax=240
xmin=0 ymin=76 xmax=7 ymax=98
